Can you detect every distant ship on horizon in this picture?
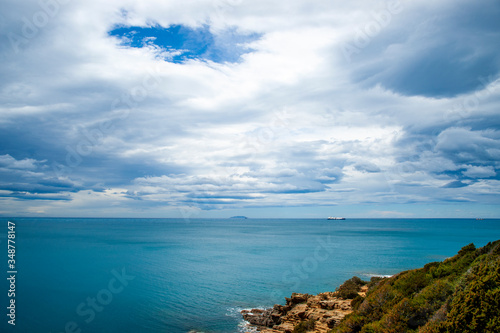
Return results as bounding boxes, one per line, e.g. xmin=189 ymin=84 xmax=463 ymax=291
xmin=327 ymin=217 xmax=346 ymax=220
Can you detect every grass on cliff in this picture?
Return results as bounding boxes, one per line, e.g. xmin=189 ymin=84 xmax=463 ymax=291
xmin=330 ymin=240 xmax=500 ymax=333
xmin=293 ymin=318 xmax=316 ymax=333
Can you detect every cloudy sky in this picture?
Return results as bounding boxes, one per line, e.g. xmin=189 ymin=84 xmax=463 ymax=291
xmin=0 ymin=0 xmax=499 ymax=218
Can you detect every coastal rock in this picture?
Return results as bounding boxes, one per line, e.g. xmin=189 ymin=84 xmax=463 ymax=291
xmin=241 ymin=289 xmax=367 ymax=333
xmin=241 ymin=308 xmax=281 ymax=328
xmin=287 ymin=293 xmax=309 ymax=304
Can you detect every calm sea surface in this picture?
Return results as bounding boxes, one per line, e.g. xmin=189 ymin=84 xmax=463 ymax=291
xmin=1 ymin=218 xmax=499 ymax=333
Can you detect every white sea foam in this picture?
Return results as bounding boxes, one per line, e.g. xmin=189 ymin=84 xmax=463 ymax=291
xmin=362 ymin=273 xmax=393 ymax=278
xmin=226 ymin=306 xmax=245 ymax=318
xmin=238 ymin=320 xmax=259 ymax=333
xmin=227 ymin=306 xmax=268 ymax=333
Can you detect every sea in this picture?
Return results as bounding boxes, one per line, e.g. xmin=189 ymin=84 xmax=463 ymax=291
xmin=1 ymin=218 xmax=499 ymax=333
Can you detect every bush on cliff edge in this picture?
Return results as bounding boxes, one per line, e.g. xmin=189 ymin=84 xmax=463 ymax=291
xmin=336 ymin=276 xmax=367 ymax=299
xmin=331 ymin=240 xmax=500 ymax=333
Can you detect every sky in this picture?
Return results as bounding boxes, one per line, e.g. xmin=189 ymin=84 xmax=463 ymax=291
xmin=0 ymin=0 xmax=499 ymax=218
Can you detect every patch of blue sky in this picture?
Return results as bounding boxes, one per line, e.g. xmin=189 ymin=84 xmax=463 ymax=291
xmin=108 ymin=24 xmax=260 ymax=64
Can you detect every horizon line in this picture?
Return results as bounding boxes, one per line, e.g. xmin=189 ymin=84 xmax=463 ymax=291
xmin=1 ymin=216 xmax=499 ymax=220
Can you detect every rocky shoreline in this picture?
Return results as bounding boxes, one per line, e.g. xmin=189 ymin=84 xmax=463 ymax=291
xmin=241 ymin=286 xmax=367 ymax=333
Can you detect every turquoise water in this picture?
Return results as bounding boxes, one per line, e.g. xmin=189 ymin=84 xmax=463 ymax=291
xmin=1 ymin=218 xmax=499 ymax=333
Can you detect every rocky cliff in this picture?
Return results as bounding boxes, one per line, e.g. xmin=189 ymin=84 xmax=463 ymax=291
xmin=241 ymin=286 xmax=367 ymax=333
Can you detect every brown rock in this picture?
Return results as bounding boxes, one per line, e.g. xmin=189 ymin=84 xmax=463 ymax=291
xmin=288 ymin=293 xmax=309 ymax=305
xmin=241 ymin=289 xmax=366 ymax=333
xmin=319 ymin=300 xmax=337 ymax=310
xmin=243 ymin=289 xmax=362 ymax=332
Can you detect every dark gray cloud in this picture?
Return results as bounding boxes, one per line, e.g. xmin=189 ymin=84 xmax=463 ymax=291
xmin=351 ymin=0 xmax=500 ymax=98
xmin=354 ymin=162 xmax=381 ymax=173
xmin=442 ymin=180 xmax=469 ymax=189
xmin=0 ymin=154 xmax=85 ymax=202
xmin=435 ymin=127 xmax=500 ymax=164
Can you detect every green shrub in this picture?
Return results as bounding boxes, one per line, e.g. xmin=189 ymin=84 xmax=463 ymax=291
xmin=293 ymin=318 xmax=315 ymax=333
xmin=437 ymin=257 xmax=500 ymax=332
xmin=492 ymin=242 xmax=500 ymax=256
xmin=359 ymin=322 xmax=384 ymax=333
xmin=393 ymin=269 xmax=430 ymax=296
xmin=366 ymin=276 xmax=385 ymax=292
xmin=351 ymin=295 xmax=364 ymax=310
xmin=336 ymin=277 xmax=368 ymax=299
xmin=417 ymin=303 xmax=449 ymax=333
xmin=417 ymin=280 xmax=453 ymax=307
xmin=351 ymin=276 xmax=368 ymax=286
xmin=333 ymin=314 xmax=366 ymax=333
xmin=457 ymin=243 xmax=476 ymax=256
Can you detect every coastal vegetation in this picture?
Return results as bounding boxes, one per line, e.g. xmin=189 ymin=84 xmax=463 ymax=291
xmin=242 ymin=240 xmax=499 ymax=333
xmin=332 ymin=240 xmax=500 ymax=333
xmin=335 ymin=276 xmax=367 ymax=300
xmin=293 ymin=318 xmax=316 ymax=333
